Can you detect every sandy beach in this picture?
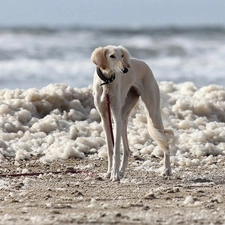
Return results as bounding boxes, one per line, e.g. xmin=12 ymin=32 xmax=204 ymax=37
xmin=0 ymin=155 xmax=225 ymax=225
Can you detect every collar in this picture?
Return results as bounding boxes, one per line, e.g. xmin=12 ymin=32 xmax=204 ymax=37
xmin=96 ymin=67 xmax=115 ymax=86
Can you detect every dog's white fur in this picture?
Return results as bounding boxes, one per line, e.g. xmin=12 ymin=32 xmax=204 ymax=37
xmin=91 ymin=45 xmax=174 ymax=181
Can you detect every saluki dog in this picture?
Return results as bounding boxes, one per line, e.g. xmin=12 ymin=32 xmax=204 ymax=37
xmin=91 ymin=45 xmax=174 ymax=181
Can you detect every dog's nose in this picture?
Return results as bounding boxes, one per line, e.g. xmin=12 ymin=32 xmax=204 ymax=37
xmin=122 ymin=67 xmax=128 ymax=73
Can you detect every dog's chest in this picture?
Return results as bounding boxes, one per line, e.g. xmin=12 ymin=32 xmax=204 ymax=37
xmin=105 ymin=86 xmax=128 ymax=108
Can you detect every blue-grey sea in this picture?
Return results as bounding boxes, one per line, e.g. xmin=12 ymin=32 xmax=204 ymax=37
xmin=0 ymin=26 xmax=225 ymax=90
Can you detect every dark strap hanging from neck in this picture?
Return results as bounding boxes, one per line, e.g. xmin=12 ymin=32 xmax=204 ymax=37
xmin=106 ymin=93 xmax=114 ymax=146
xmin=96 ymin=67 xmax=115 ymax=86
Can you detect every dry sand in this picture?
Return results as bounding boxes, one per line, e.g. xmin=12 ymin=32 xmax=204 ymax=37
xmin=0 ymin=154 xmax=225 ymax=225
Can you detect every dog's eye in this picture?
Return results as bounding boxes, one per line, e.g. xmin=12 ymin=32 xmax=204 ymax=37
xmin=110 ymin=55 xmax=115 ymax=58
xmin=121 ymin=54 xmax=124 ymax=58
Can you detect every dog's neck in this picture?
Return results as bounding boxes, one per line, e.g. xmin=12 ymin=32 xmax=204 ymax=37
xmin=96 ymin=67 xmax=115 ymax=86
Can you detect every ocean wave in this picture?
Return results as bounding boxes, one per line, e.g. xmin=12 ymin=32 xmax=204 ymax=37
xmin=1 ymin=25 xmax=224 ymax=35
xmin=0 ymin=26 xmax=225 ymax=89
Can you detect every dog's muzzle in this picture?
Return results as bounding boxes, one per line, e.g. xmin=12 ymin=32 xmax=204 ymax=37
xmin=118 ymin=61 xmax=128 ymax=74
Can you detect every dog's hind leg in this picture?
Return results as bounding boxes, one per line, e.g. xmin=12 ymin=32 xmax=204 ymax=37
xmin=120 ymin=88 xmax=139 ymax=177
xmin=140 ymin=82 xmax=172 ymax=176
xmin=111 ymin=113 xmax=122 ymax=181
xmin=146 ymin=116 xmax=172 ymax=176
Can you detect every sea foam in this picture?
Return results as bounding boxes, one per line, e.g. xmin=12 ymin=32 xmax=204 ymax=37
xmin=0 ymin=82 xmax=225 ymax=167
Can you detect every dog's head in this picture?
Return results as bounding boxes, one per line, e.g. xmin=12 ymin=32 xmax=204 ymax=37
xmin=91 ymin=45 xmax=130 ymax=73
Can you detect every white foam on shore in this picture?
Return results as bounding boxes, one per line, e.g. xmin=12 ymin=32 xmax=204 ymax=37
xmin=0 ymin=82 xmax=225 ymax=167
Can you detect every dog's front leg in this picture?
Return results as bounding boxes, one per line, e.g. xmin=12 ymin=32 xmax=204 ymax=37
xmin=120 ymin=124 xmax=130 ymax=178
xmin=111 ymin=117 xmax=122 ymax=181
xmin=101 ymin=116 xmax=114 ymax=178
xmin=95 ymin=97 xmax=113 ymax=178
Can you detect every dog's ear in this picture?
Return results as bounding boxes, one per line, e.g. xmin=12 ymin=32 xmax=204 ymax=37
xmin=91 ymin=47 xmax=107 ymax=70
xmin=119 ymin=46 xmax=131 ymax=68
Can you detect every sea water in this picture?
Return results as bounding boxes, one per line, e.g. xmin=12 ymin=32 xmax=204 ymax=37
xmin=0 ymin=26 xmax=225 ymax=89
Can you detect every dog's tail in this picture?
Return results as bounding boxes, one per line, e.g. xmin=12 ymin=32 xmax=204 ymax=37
xmin=160 ymin=91 xmax=177 ymax=154
xmin=147 ymin=117 xmax=176 ymax=155
xmin=134 ymin=91 xmax=177 ymax=154
xmin=144 ymin=90 xmax=177 ymax=155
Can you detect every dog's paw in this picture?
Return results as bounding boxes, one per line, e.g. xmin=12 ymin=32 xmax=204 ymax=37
xmin=111 ymin=176 xmax=120 ymax=182
xmin=119 ymin=170 xmax=125 ymax=178
xmin=110 ymin=171 xmax=120 ymax=181
xmin=163 ymin=167 xmax=172 ymax=176
xmin=104 ymin=172 xmax=111 ymax=179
